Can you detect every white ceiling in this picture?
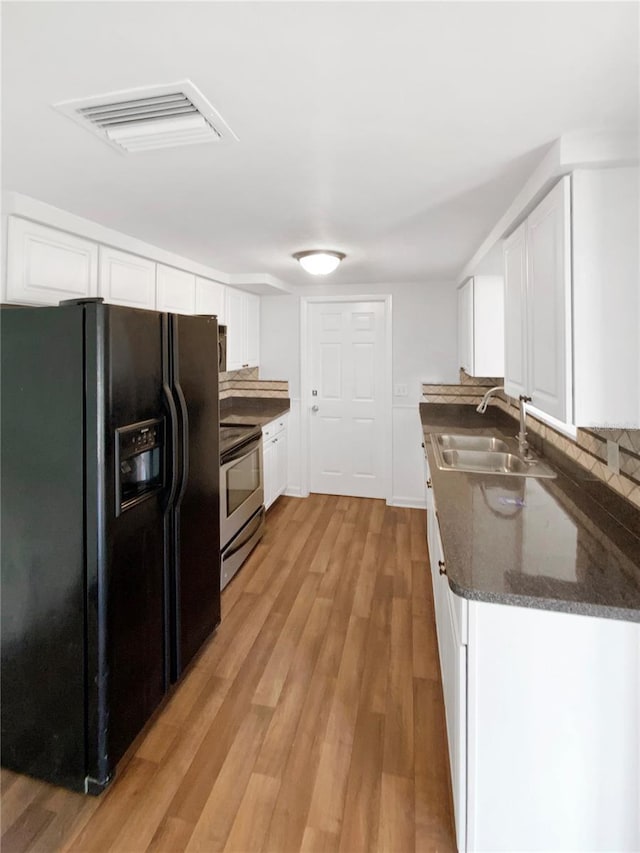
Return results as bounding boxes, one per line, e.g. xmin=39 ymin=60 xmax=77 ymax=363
xmin=1 ymin=1 xmax=638 ymax=288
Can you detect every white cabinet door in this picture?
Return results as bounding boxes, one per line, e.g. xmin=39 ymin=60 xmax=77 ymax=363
xmin=195 ymin=277 xmax=226 ymax=320
xmin=263 ymin=437 xmax=276 ymax=509
xmin=526 ymin=177 xmax=572 ymax=422
xmin=156 ymin=264 xmax=196 ymax=314
xmin=429 ymin=519 xmax=467 ymax=853
xmin=457 ymin=279 xmax=474 ymax=374
xmin=6 ymin=216 xmax=98 ymax=306
xmin=98 ymin=246 xmax=156 ymax=309
xmin=503 ymin=221 xmax=528 ymax=400
xmin=275 ymin=423 xmax=288 ymax=498
xmin=245 ymin=293 xmax=260 ymax=367
xmin=225 ymin=288 xmax=245 ymax=371
xmin=224 ymin=289 xmax=261 ymax=370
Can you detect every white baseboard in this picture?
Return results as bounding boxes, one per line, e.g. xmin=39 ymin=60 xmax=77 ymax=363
xmin=389 ymin=496 xmax=427 ymax=509
xmin=284 ymin=486 xmax=304 ymax=498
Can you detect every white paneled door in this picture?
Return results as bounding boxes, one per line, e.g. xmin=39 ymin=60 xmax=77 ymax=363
xmin=309 ymin=301 xmax=388 ymax=498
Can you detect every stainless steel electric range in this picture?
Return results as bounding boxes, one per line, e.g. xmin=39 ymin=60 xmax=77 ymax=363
xmin=219 ymin=422 xmax=265 ymax=590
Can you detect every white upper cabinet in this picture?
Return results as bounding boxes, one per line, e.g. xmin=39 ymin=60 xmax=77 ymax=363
xmin=526 ymin=178 xmax=572 ymax=422
xmin=195 ymin=277 xmax=226 ymax=321
xmin=98 ymin=246 xmax=156 ymax=310
xmin=457 ymin=279 xmax=473 ymax=374
xmin=504 ymin=179 xmax=571 ymax=421
xmin=245 ymin=293 xmax=260 ymax=367
xmin=225 ymin=288 xmax=260 ymax=370
xmin=503 ymin=223 xmax=528 ymax=400
xmin=457 ymin=276 xmax=504 ymax=377
xmin=504 ymin=168 xmax=638 ymax=427
xmin=572 ymin=167 xmax=639 ymax=428
xmin=6 ymin=216 xmax=98 ymax=306
xmin=156 ymin=264 xmax=196 ymax=314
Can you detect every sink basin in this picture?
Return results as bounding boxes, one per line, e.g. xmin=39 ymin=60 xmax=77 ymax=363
xmin=435 ymin=434 xmax=509 ymax=453
xmin=431 ymin=439 xmax=557 ymax=479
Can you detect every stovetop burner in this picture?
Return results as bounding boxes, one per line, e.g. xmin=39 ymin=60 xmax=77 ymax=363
xmin=219 ymin=422 xmax=262 ymax=459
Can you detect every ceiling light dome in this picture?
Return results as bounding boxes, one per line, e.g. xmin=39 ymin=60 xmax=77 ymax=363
xmin=293 ymin=250 xmax=345 ymax=276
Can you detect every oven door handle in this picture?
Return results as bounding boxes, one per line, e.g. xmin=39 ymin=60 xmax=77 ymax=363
xmin=221 ymin=436 xmax=262 ymax=467
xmin=223 ymin=507 xmax=265 ymax=560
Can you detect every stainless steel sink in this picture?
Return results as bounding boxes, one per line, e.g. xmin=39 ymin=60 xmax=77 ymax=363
xmin=431 ymin=435 xmax=557 ymax=478
xmin=435 ymin=434 xmax=509 ymax=453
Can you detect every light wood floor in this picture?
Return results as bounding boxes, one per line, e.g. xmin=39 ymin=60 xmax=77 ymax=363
xmin=1 ymin=495 xmax=455 ymax=853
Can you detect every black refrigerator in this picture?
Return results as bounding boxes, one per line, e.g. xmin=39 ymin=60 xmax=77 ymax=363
xmin=0 ymin=299 xmax=220 ymax=794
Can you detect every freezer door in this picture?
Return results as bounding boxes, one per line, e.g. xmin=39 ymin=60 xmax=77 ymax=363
xmin=169 ymin=314 xmax=221 ymax=679
xmin=89 ymin=304 xmax=169 ymax=776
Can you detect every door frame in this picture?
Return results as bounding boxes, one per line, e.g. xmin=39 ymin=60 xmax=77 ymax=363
xmin=299 ymin=294 xmax=393 ymax=502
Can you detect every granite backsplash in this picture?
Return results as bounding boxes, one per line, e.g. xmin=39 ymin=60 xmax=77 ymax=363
xmin=422 ymin=370 xmax=640 ymax=511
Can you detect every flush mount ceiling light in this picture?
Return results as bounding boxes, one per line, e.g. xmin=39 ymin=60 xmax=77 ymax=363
xmin=293 ymin=250 xmax=346 ymax=276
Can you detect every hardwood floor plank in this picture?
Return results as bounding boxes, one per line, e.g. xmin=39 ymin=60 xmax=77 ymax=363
xmin=146 ymin=816 xmax=195 ymax=853
xmin=254 ymin=597 xmax=333 ymax=778
xmin=1 ymin=495 xmax=455 ymax=853
xmin=66 ymin=758 xmax=158 ymax=853
xmin=105 ymin=675 xmax=233 ymax=853
xmin=165 ymin=608 xmax=286 ymax=827
xmin=184 ymin=704 xmax=273 ymax=852
xmin=1 ymin=801 xmax=55 ymax=853
xmin=222 ymin=773 xmax=280 ymax=853
xmin=252 ymin=573 xmax=321 ymax=707
xmin=413 ymin=677 xmax=456 ymax=851
xmin=409 ymin=507 xmax=428 ymax=561
xmin=305 ymin=613 xmax=369 ymax=837
xmin=412 ymin=611 xmax=440 ymax=682
xmin=383 ymin=597 xmax=415 ymax=778
xmin=261 ymin=669 xmax=336 ymax=853
xmin=377 ymin=772 xmax=415 ymax=853
xmin=337 ymin=710 xmax=385 ymax=853
xmin=393 ymin=515 xmax=413 ymax=599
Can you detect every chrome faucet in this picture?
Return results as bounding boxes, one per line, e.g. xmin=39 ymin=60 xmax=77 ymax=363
xmin=476 ymin=387 xmax=534 ymax=461
xmin=518 ymin=395 xmax=533 ymax=459
xmin=475 ymin=386 xmax=504 ymax=414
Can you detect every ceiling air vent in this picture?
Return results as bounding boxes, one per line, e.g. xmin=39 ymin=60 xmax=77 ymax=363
xmin=53 ymin=81 xmax=238 ymax=154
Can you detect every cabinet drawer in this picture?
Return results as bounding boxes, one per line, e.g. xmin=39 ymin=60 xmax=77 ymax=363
xmin=262 ymin=415 xmax=287 ymax=442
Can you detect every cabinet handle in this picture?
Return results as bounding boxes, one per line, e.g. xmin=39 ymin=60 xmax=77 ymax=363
xmin=242 ymin=363 xmax=249 ymax=368
xmin=427 ymin=478 xmax=432 ymax=489
xmin=438 ymin=560 xmax=446 ymax=576
xmin=421 ymin=442 xmax=425 ymax=448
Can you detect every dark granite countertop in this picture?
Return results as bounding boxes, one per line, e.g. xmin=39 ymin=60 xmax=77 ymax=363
xmin=420 ymin=403 xmax=640 ymax=622
xmin=220 ymin=397 xmax=290 ymax=427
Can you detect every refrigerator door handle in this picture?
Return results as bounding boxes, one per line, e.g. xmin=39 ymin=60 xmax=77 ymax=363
xmin=162 ymin=381 xmax=180 ymax=511
xmin=174 ymin=380 xmax=190 ymax=506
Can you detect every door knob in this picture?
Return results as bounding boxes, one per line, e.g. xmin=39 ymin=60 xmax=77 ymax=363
xmin=312 ymin=405 xmax=319 ymax=412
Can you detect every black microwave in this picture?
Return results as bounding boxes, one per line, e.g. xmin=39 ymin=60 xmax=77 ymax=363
xmin=218 ymin=324 xmax=227 ymax=373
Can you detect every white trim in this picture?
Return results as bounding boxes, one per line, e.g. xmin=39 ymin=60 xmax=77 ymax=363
xmin=526 ymin=403 xmax=578 ymax=440
xmin=284 ymin=487 xmax=304 ymax=499
xmin=390 ymin=497 xmax=427 ymax=509
xmin=300 ymin=294 xmax=393 ymax=503
xmin=1 ymin=191 xmax=292 ymax=296
xmin=458 ymin=129 xmax=639 ymax=284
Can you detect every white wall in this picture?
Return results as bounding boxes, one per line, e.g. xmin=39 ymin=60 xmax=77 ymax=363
xmin=260 ymin=280 xmax=458 ymax=506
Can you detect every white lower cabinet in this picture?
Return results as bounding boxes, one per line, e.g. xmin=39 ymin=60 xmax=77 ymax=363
xmin=98 ymin=246 xmax=156 ymax=309
xmin=427 ymin=504 xmax=640 ymax=852
xmin=263 ymin=415 xmax=288 ymax=509
xmin=6 ymin=216 xmax=98 ymax=305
